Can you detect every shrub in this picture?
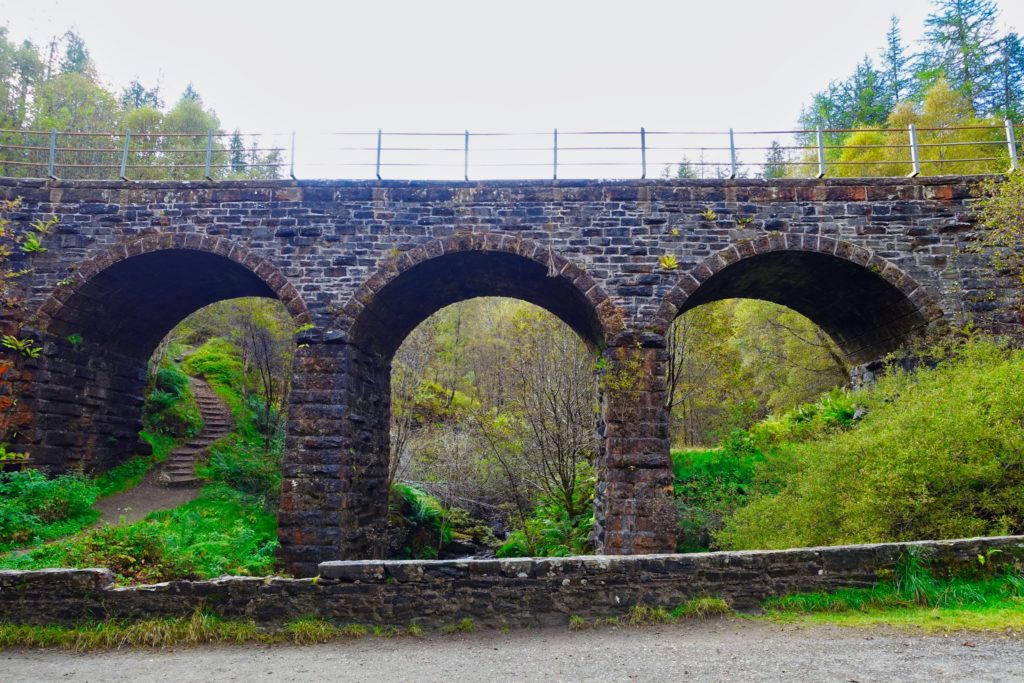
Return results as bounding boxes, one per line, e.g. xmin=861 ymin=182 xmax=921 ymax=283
xmin=387 ymin=482 xmax=453 ymax=558
xmin=497 ymin=462 xmax=595 ymax=558
xmin=718 ymin=338 xmax=1024 ymax=550
xmin=201 ymin=434 xmax=281 ymax=504
xmin=0 ymin=470 xmax=98 ymax=549
xmin=142 ymin=361 xmax=202 ymax=438
xmin=672 ymin=445 xmax=761 ymax=552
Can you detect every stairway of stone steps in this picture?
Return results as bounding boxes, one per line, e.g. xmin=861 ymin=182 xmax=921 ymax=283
xmin=158 ymin=378 xmax=232 ymax=487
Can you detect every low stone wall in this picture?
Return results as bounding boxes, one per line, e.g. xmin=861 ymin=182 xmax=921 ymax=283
xmin=2 ymin=536 xmax=1022 ymax=629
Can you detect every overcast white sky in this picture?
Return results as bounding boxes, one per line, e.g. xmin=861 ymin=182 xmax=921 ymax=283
xmin=2 ymin=0 xmax=1023 ymax=179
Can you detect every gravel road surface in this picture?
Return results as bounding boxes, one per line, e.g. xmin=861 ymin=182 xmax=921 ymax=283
xmin=4 ymin=618 xmax=1023 ymax=682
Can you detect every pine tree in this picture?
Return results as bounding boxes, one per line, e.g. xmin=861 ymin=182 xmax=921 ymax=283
xmin=120 ymin=79 xmax=163 ymax=110
xmin=181 ymin=83 xmax=202 ymax=103
xmin=921 ymin=0 xmax=1000 ymax=114
xmin=844 ymin=56 xmax=890 ymax=126
xmin=991 ymin=32 xmax=1024 ymax=122
xmin=229 ymin=130 xmax=246 ymax=174
xmin=879 ymin=15 xmax=911 ymax=106
xmin=57 ymin=30 xmax=95 ymax=79
xmin=762 ymin=140 xmax=787 ymax=179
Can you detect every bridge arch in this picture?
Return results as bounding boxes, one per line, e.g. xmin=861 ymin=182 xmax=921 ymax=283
xmin=653 ymin=234 xmax=945 ymax=365
xmin=277 ymin=233 xmax=677 ymax=575
xmin=27 ymin=233 xmax=309 ymax=473
xmin=338 ymin=233 xmax=623 ymax=355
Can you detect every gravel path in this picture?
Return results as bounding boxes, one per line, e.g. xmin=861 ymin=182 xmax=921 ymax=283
xmin=4 ymin=619 xmax=1023 ymax=682
xmin=92 ymin=471 xmax=199 ymax=525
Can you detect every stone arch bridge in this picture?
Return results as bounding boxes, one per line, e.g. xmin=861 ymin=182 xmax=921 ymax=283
xmin=0 ymin=175 xmax=1014 ymax=576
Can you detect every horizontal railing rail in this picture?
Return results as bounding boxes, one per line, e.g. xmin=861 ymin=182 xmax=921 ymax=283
xmin=0 ymin=123 xmax=1019 ymax=181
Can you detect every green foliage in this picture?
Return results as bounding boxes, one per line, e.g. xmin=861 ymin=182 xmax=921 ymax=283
xmin=718 ymin=338 xmax=1024 ymax=550
xmin=669 ymin=596 xmax=733 ymax=619
xmin=658 ymin=254 xmax=679 ymax=270
xmin=0 ymin=484 xmax=278 ymax=581
xmin=668 ymin=299 xmax=850 ymax=447
xmin=764 ymin=558 xmax=1024 ymax=618
xmin=142 ymin=362 xmax=202 ymax=438
xmin=183 ymin=338 xmax=246 ymax=397
xmin=440 ymin=617 xmax=476 ymax=634
xmin=93 ymin=431 xmax=176 ymax=497
xmin=0 ymin=470 xmax=98 ymax=550
xmin=747 ymin=388 xmax=857 ymax=447
xmin=672 ymin=440 xmax=763 ymax=552
xmin=200 ymin=433 xmax=281 ymax=504
xmin=388 ymin=482 xmax=453 ymax=558
xmin=497 ymin=462 xmax=595 ymax=558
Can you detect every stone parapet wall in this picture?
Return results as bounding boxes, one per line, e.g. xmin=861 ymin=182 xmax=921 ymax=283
xmin=2 ymin=536 xmax=1021 ymax=629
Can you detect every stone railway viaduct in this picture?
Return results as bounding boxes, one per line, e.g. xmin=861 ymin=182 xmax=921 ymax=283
xmin=0 ymin=175 xmax=1015 ymax=576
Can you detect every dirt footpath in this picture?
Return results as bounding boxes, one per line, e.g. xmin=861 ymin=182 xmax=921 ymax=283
xmin=4 ymin=618 xmax=1023 ymax=682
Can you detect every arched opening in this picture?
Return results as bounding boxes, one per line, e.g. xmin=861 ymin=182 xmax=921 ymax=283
xmin=331 ymin=243 xmax=609 ymax=561
xmin=30 ymin=244 xmax=305 ymax=474
xmin=386 ymin=297 xmax=599 ymax=559
xmin=668 ymin=298 xmax=850 ymax=448
xmin=663 ymin=244 xmax=941 ymax=553
xmin=673 ymin=249 xmax=934 ymax=366
xmin=347 ymin=248 xmax=606 ymax=358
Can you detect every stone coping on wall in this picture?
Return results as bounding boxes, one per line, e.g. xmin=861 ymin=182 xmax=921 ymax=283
xmin=1 ymin=536 xmax=1022 ymax=629
xmin=0 ymin=173 xmax=1000 ymax=191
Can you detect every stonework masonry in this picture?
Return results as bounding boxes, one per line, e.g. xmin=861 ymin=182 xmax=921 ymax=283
xmin=0 ymin=175 xmax=1016 ymax=575
xmin=0 ymin=536 xmax=1021 ymax=629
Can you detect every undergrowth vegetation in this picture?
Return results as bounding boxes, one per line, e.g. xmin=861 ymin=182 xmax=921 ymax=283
xmin=718 ymin=338 xmax=1024 ymax=550
xmin=0 ymin=470 xmax=98 ymax=551
xmin=0 ymin=335 xmax=282 ymax=581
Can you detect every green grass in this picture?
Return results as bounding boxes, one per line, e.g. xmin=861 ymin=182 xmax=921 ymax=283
xmin=760 ymin=562 xmax=1024 ymax=634
xmin=0 ymin=484 xmax=278 ymax=582
xmin=0 ymin=611 xmax=382 ymax=650
xmin=0 ymin=613 xmax=445 ymax=650
xmin=441 ymin=617 xmax=476 ymax=634
xmin=94 ymin=431 xmax=177 ymax=498
xmin=0 ymin=470 xmax=99 ymax=551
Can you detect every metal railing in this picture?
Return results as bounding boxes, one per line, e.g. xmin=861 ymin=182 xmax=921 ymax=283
xmin=0 ymin=122 xmax=1019 ymax=181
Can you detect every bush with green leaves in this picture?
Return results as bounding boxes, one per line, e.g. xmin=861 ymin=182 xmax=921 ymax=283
xmin=718 ymin=338 xmax=1024 ymax=550
xmin=388 ymin=482 xmax=452 ymax=558
xmin=497 ymin=462 xmax=595 ymax=558
xmin=142 ymin=362 xmax=202 ymax=438
xmin=0 ymin=470 xmax=98 ymax=549
xmin=200 ymin=433 xmax=282 ymax=504
xmin=672 ymin=441 xmax=762 ymax=552
xmin=0 ymin=483 xmax=277 ymax=581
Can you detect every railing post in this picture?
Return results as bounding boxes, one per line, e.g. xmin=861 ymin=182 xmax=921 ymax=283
xmin=815 ymin=126 xmax=826 ymax=178
xmin=290 ymin=131 xmax=297 ymax=180
xmin=47 ymin=129 xmax=57 ymax=179
xmin=553 ymin=128 xmax=558 ymax=181
xmin=375 ymin=128 xmax=382 ymax=181
xmin=120 ymin=130 xmax=131 ymax=180
xmin=908 ymin=123 xmax=921 ymax=177
xmin=728 ymin=127 xmax=737 ymax=180
xmin=464 ymin=129 xmax=470 ymax=182
xmin=1006 ymin=119 xmax=1020 ymax=173
xmin=204 ymin=130 xmax=213 ymax=180
xmin=640 ymin=127 xmax=647 ymax=179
